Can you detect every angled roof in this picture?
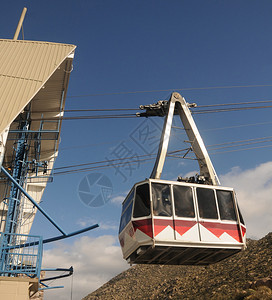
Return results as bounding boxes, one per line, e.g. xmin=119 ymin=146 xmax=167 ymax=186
xmin=0 ymin=39 xmax=76 ymax=134
xmin=0 ymin=39 xmax=76 ymax=237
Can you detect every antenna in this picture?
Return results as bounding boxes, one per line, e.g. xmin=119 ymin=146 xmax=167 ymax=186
xmin=13 ymin=7 xmax=27 ymax=40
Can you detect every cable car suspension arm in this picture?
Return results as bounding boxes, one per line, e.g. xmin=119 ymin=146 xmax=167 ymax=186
xmin=137 ymin=92 xmax=220 ymax=185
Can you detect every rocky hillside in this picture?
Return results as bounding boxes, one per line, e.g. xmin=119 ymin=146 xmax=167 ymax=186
xmin=83 ymin=233 xmax=272 ymax=300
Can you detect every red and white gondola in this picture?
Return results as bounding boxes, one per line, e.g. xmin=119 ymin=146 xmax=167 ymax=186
xmin=118 ymin=93 xmax=246 ymax=265
xmin=119 ymin=179 xmax=246 ymax=265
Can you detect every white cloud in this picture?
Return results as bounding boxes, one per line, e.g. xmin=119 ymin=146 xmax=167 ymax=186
xmin=42 ymin=235 xmax=128 ymax=300
xmin=184 ymin=170 xmax=198 ymax=178
xmin=99 ymin=222 xmax=118 ymax=231
xmin=76 ymin=217 xmax=96 ymax=228
xmin=76 ymin=217 xmax=118 ymax=231
xmin=220 ymin=161 xmax=272 ymax=239
xmin=111 ymin=195 xmax=125 ymax=204
xmin=111 ymin=191 xmax=129 ymax=204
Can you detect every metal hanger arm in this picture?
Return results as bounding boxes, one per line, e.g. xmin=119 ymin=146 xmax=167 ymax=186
xmin=149 ymin=92 xmax=220 ymax=185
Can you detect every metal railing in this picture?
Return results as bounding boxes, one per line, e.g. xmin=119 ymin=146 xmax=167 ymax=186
xmin=0 ymin=232 xmax=42 ymax=278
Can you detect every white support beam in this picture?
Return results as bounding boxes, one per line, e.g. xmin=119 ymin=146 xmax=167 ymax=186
xmin=150 ymin=92 xmax=220 ymax=185
xmin=0 ymin=126 xmax=10 ymax=169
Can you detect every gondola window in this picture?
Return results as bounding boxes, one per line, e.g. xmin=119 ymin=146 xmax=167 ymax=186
xmin=173 ymin=185 xmax=195 ymax=218
xmin=216 ymin=190 xmax=237 ymax=221
xmin=133 ymin=184 xmax=151 ymax=218
xmin=152 ymin=183 xmax=172 ymax=217
xmin=197 ymin=188 xmax=218 ymax=219
xmin=119 ymin=191 xmax=134 ymax=233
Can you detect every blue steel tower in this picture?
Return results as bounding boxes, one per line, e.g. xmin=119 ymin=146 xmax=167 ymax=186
xmin=0 ymin=9 xmax=98 ymax=296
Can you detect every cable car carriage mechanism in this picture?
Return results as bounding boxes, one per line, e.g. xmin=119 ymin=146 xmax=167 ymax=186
xmin=118 ymin=93 xmax=246 ymax=266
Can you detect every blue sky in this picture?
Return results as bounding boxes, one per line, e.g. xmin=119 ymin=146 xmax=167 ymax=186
xmin=1 ymin=1 xmax=272 ymax=299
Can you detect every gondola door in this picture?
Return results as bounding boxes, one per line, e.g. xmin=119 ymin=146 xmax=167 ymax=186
xmin=196 ymin=187 xmax=244 ymax=244
xmin=151 ymin=182 xmax=175 ymax=241
xmin=171 ymin=184 xmax=200 ymax=242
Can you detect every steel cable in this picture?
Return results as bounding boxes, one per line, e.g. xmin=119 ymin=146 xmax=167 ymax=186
xmin=66 ymin=84 xmax=272 ymax=98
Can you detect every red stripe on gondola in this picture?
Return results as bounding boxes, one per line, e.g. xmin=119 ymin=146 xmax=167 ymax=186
xmin=241 ymin=225 xmax=246 ymax=237
xmin=200 ymin=221 xmax=242 ymax=242
xmin=133 ymin=219 xmax=153 ymax=238
xmin=153 ymin=219 xmax=174 ymax=236
xmin=174 ymin=220 xmax=197 ymax=236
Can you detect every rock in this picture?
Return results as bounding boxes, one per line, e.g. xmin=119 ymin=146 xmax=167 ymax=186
xmin=251 ymin=277 xmax=272 ymax=289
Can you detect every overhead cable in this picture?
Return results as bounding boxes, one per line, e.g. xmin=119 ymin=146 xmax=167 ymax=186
xmin=54 ymin=157 xmax=155 ymax=175
xmin=54 ymin=148 xmax=190 ymax=171
xmin=66 ymin=84 xmax=272 ymax=98
xmin=208 ymin=137 xmax=272 ymax=151
xmin=53 ymin=121 xmax=272 ymax=153
xmin=207 ymin=136 xmax=272 ymax=147
xmin=31 ymin=100 xmax=272 ymax=114
xmin=54 ymin=153 xmax=156 ymax=170
xmin=30 ymin=114 xmax=137 ymax=121
xmin=202 ymin=121 xmax=272 ymax=131
xmin=210 ymin=144 xmax=272 ymax=155
xmin=29 ymin=99 xmax=272 ymax=122
xmin=29 ymin=104 xmax=272 ymax=121
xmin=31 ymin=108 xmax=138 ymax=113
xmin=54 ymin=135 xmax=272 ymax=175
xmin=64 ymin=108 xmax=138 ymax=112
xmin=192 ymin=105 xmax=272 ymax=114
xmin=53 ymin=142 xmax=272 ymax=176
xmin=195 ymin=100 xmax=272 ymax=108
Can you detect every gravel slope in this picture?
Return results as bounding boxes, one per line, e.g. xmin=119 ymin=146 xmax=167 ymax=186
xmin=83 ymin=233 xmax=272 ymax=300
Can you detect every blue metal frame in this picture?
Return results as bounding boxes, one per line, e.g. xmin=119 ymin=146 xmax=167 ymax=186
xmin=1 ymin=120 xmax=31 ymax=276
xmin=0 ymin=90 xmax=99 ymax=290
xmin=1 ymin=166 xmax=98 ymax=281
xmin=38 ymin=267 xmax=73 ymax=291
xmin=40 ymin=267 xmax=73 ymax=282
xmin=1 ymin=166 xmax=99 ymax=240
xmin=0 ymin=232 xmax=42 ymax=278
xmin=4 ymin=124 xmax=29 ymax=237
xmin=39 ymin=284 xmax=64 ymax=290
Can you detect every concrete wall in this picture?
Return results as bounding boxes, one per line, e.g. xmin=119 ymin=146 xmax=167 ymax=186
xmin=0 ymin=277 xmax=39 ymax=300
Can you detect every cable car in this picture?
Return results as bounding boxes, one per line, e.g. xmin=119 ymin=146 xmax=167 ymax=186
xmin=118 ymin=93 xmax=246 ymax=265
